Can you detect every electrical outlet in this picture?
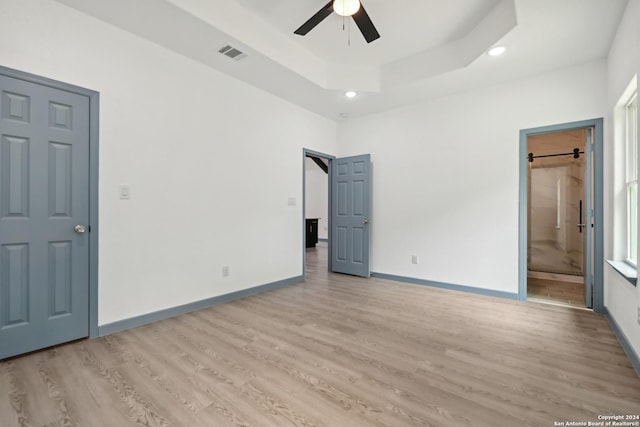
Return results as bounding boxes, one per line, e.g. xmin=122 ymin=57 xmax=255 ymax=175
xmin=222 ymin=265 xmax=230 ymax=277
xmin=411 ymin=255 xmax=419 ymax=265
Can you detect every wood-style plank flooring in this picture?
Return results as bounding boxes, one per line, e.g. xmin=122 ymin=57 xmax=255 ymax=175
xmin=1 ymin=243 xmax=639 ymax=426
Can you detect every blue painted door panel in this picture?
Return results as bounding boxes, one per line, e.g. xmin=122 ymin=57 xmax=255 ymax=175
xmin=331 ymin=154 xmax=370 ymax=277
xmin=0 ymin=74 xmax=89 ymax=359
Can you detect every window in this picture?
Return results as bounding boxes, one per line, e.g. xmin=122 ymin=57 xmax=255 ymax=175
xmin=625 ymin=93 xmax=638 ymax=266
xmin=609 ymin=77 xmax=638 ymax=285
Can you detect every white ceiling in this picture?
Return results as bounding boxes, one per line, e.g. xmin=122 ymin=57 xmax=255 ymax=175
xmin=55 ymin=0 xmax=628 ymax=120
xmin=238 ymin=0 xmax=502 ymax=65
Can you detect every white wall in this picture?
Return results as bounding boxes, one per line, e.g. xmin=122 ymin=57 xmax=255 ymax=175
xmin=337 ymin=60 xmax=607 ymax=294
xmin=0 ymin=0 xmax=336 ymax=325
xmin=305 ymin=158 xmax=329 ymax=240
xmin=605 ymin=0 xmax=640 ymax=359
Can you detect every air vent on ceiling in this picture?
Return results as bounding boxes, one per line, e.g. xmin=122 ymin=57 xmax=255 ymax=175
xmin=218 ymin=45 xmax=247 ymax=61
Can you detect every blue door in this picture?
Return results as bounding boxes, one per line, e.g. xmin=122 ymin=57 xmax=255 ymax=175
xmin=331 ymin=154 xmax=371 ymax=277
xmin=0 ymin=74 xmax=90 ymax=359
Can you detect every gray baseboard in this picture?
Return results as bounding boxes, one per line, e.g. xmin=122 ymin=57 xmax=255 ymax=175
xmin=98 ymin=275 xmax=304 ymax=336
xmin=371 ymin=272 xmax=519 ymax=300
xmin=603 ymin=306 xmax=640 ymax=378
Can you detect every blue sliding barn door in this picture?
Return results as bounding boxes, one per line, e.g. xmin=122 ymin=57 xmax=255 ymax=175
xmin=0 ymin=74 xmax=90 ymax=359
xmin=331 ymin=154 xmax=371 ymax=277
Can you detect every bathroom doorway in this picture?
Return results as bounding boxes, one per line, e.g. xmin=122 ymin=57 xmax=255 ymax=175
xmin=526 ymin=128 xmax=591 ymax=308
xmin=519 ymin=119 xmax=603 ymax=312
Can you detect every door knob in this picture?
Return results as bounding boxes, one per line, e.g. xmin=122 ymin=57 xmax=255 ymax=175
xmin=74 ymin=225 xmax=87 ymax=234
xmin=362 ymin=219 xmax=370 ymax=224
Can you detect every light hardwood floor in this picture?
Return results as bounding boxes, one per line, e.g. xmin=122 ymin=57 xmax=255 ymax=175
xmin=1 ymin=244 xmax=639 ymax=426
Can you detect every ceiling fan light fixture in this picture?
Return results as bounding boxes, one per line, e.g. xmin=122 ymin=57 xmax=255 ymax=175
xmin=333 ymin=0 xmax=360 ymax=17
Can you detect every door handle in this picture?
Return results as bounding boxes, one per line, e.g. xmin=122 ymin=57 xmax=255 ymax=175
xmin=577 ymin=200 xmax=584 ymax=233
xmin=578 ymin=200 xmax=585 ymax=233
xmin=74 ymin=224 xmax=87 ymax=234
xmin=362 ymin=219 xmax=370 ymax=224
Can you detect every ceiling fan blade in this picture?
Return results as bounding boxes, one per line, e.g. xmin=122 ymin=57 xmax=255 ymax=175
xmin=294 ymin=1 xmax=334 ymax=36
xmin=352 ymin=3 xmax=380 ymax=43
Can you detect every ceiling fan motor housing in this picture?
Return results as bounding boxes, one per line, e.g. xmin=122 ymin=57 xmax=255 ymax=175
xmin=333 ymin=0 xmax=360 ymax=16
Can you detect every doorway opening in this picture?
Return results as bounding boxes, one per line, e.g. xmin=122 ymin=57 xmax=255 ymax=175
xmin=527 ymin=129 xmax=589 ymax=308
xmin=519 ymin=119 xmax=604 ymax=312
xmin=304 ymin=151 xmax=331 ymax=276
xmin=303 ymin=149 xmax=372 ymax=278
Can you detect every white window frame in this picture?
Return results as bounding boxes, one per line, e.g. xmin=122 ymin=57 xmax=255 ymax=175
xmin=625 ymin=92 xmax=638 ymax=267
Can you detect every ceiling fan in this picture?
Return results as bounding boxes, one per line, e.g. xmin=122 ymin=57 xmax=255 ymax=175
xmin=294 ymin=0 xmax=381 ymax=44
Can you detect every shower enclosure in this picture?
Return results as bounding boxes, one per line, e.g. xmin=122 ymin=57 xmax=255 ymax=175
xmin=527 ymin=130 xmax=587 ymax=277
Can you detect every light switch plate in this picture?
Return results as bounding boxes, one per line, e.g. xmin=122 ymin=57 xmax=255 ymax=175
xmin=288 ymin=197 xmax=296 ymax=206
xmin=119 ymin=185 xmax=131 ymax=200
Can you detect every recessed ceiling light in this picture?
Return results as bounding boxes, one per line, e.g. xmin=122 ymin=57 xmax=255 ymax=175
xmin=345 ymin=91 xmax=357 ymax=98
xmin=487 ymin=46 xmax=506 ymax=57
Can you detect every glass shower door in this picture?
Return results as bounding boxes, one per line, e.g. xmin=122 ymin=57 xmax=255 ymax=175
xmin=528 ymin=155 xmax=585 ymax=276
